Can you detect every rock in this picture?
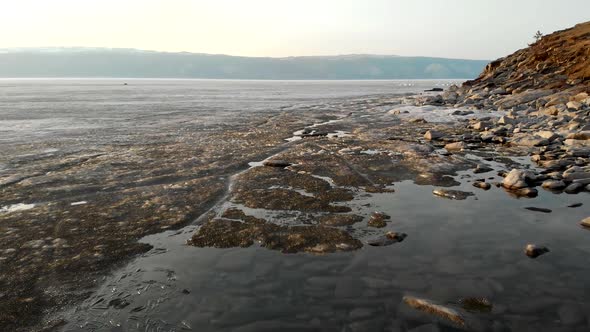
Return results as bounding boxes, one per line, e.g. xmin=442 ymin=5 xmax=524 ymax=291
xmin=564 ymin=138 xmax=590 ymax=147
xmin=524 ymin=207 xmax=552 ymax=213
xmin=541 ymin=180 xmax=566 ymax=190
xmin=568 ymin=203 xmax=582 ymax=208
xmin=442 ymin=91 xmax=459 ymax=103
xmin=473 ymin=181 xmax=491 ymax=190
xmin=424 ymin=88 xmax=444 ymax=92
xmin=497 ymin=116 xmax=515 ymax=125
xmin=564 ymin=183 xmax=584 ymax=194
xmin=525 ymin=244 xmax=549 ymax=258
xmin=444 ymin=142 xmax=465 ymax=151
xmin=535 ymin=131 xmax=559 ymax=141
xmin=459 ymin=297 xmax=493 ymax=313
xmin=319 ymin=214 xmax=363 ymax=227
xmin=562 ymin=166 xmax=590 ymax=182
xmin=432 ymin=189 xmax=474 ymax=200
xmin=367 ymin=212 xmax=390 ymax=228
xmin=566 ymin=101 xmax=583 ymax=110
xmin=472 ymin=121 xmax=491 ymax=131
xmin=510 ymin=135 xmax=550 ymax=147
xmin=263 ymin=160 xmax=292 ymax=167
xmin=580 ymin=217 xmax=590 ymax=228
xmin=402 ymin=296 xmax=466 ymax=327
xmin=512 ymin=187 xmax=538 ymax=198
xmin=502 ymin=169 xmax=535 ymax=189
xmin=566 ymin=131 xmax=590 ymax=140
xmin=367 ymin=232 xmax=407 ymax=246
xmin=424 ymin=130 xmax=444 ymax=140
xmin=490 ymin=87 xmax=507 ymax=95
xmin=473 ymin=164 xmax=493 ymax=174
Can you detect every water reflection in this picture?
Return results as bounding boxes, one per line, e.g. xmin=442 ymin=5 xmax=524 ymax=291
xmin=62 ymin=176 xmax=590 ymax=331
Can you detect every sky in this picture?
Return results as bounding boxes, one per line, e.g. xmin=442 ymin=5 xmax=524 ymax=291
xmin=0 ymin=0 xmax=588 ymax=60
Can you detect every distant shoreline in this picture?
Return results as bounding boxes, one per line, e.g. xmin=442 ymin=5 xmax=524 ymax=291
xmin=0 ymin=77 xmax=471 ymax=82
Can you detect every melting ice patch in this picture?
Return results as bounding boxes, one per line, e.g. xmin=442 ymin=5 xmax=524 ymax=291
xmin=0 ymin=203 xmax=36 ymax=213
xmin=387 ymin=105 xmax=504 ymax=123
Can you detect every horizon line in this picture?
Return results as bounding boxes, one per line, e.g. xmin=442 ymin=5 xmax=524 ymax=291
xmin=0 ymin=46 xmax=492 ymax=62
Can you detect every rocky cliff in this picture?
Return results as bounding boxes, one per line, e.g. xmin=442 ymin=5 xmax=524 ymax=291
xmin=461 ymin=20 xmax=590 ymax=110
xmin=418 ymin=21 xmax=590 ymax=110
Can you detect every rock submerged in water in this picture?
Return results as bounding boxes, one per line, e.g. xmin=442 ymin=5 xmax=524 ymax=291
xmin=432 ymin=189 xmax=474 ymax=200
xmin=525 ymin=244 xmax=549 ymax=258
xmin=319 ymin=214 xmax=363 ymax=227
xmin=524 ymin=207 xmax=552 ymax=213
xmin=368 ymin=231 xmax=407 ymax=246
xmin=459 ymin=297 xmax=493 ymax=313
xmin=402 ymin=296 xmax=466 ymax=327
xmin=367 ymin=211 xmax=391 ymax=228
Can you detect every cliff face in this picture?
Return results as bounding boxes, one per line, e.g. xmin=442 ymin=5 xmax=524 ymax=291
xmin=462 ymin=21 xmax=590 ymax=108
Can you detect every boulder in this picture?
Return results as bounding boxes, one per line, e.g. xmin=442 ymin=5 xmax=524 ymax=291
xmin=581 ymin=217 xmax=590 ymax=228
xmin=502 ymin=169 xmax=535 ymax=189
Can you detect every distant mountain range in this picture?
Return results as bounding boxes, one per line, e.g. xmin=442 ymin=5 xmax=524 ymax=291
xmin=0 ymin=48 xmax=488 ymax=79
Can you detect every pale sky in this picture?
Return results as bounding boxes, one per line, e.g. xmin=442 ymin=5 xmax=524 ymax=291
xmin=0 ymin=0 xmax=588 ymax=60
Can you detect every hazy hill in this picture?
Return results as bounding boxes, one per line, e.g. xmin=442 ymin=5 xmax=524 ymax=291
xmin=0 ymin=48 xmax=487 ymax=79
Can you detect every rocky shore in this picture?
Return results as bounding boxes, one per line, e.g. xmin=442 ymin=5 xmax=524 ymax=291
xmin=0 ymin=21 xmax=589 ymax=332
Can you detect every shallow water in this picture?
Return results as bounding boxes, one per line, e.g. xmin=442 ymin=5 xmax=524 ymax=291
xmin=62 ymin=167 xmax=590 ymax=331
